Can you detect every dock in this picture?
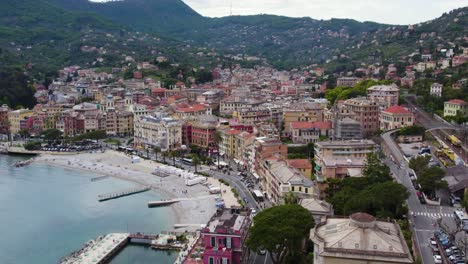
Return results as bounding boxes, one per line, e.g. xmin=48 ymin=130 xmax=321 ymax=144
xmin=59 ymin=233 xmax=129 ymax=264
xmin=98 ymin=186 xmax=152 ymax=202
xmin=91 ymin=175 xmax=110 ymax=182
xmin=148 ymin=195 xmax=217 ymax=208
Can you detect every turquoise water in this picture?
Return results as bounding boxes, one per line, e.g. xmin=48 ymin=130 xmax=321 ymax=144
xmin=0 ymin=155 xmax=177 ymax=264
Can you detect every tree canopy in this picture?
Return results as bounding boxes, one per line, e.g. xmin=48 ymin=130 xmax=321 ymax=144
xmin=246 ymin=204 xmax=314 ymax=264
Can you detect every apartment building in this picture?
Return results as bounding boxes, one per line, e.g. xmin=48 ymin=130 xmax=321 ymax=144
xmin=342 ymin=98 xmax=380 ymax=137
xmin=444 ymin=99 xmax=468 ymax=117
xmin=134 ymin=115 xmax=182 ymax=151
xmin=8 ymin=109 xmax=34 ymax=134
xmin=367 ymin=84 xmax=400 ymax=109
xmin=314 ymin=140 xmax=375 ymax=183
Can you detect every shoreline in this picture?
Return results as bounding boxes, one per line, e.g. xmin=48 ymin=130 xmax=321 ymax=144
xmin=31 ymin=149 xmax=231 ymax=230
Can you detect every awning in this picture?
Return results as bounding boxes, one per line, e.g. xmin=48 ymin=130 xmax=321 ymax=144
xmin=253 ymin=173 xmax=260 ymax=180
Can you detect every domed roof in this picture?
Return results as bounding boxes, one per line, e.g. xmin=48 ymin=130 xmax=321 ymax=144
xmin=349 ymin=212 xmax=376 ymax=228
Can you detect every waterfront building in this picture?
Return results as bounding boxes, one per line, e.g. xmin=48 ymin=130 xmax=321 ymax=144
xmin=134 ymin=115 xmax=182 ymax=151
xmin=201 ymin=208 xmax=251 ymax=264
xmin=7 ymin=109 xmax=34 ymax=134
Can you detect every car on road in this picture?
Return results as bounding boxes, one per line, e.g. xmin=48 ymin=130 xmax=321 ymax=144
xmin=430 ymin=238 xmax=437 ymax=246
xmin=259 ymin=249 xmax=267 ymax=255
xmin=433 ymin=255 xmax=442 ymax=264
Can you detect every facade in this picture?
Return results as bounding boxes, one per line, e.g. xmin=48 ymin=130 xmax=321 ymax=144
xmin=380 ymin=105 xmax=414 ymax=131
xmin=174 ymin=104 xmax=212 ymax=120
xmin=219 ymin=128 xmax=242 ymax=158
xmin=333 ymin=117 xmax=362 ymax=140
xmin=430 ymin=83 xmax=443 ymax=97
xmin=310 ymin=213 xmax=413 ymax=264
xmin=8 ymin=109 xmax=34 ymax=134
xmin=336 ymin=77 xmax=360 ymax=87
xmin=105 ymin=110 xmax=134 ymax=136
xmin=367 ymin=84 xmax=400 ymax=109
xmin=201 ymin=209 xmax=251 ymax=264
xmin=191 ymin=122 xmax=217 ymax=149
xmin=342 ymin=98 xmax=380 ymax=137
xmin=258 ymin=157 xmax=315 ymax=204
xmin=232 ymin=108 xmax=273 ymax=126
xmin=444 ymin=99 xmax=468 ymax=117
xmin=0 ymin=104 xmax=10 ymax=134
xmin=283 ymin=107 xmax=324 ymax=137
xmin=290 ymin=121 xmax=332 ymax=144
xmin=134 ymin=115 xmax=182 ymax=151
xmin=314 ymin=140 xmax=375 ymax=183
xmin=286 ymin=159 xmax=312 ymax=178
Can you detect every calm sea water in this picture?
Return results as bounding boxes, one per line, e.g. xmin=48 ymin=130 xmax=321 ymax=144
xmin=0 ymin=154 xmax=177 ymax=264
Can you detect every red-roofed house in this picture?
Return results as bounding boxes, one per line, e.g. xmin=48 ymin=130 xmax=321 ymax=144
xmin=444 ymin=99 xmax=468 ymax=117
xmin=174 ymin=104 xmax=212 ymax=119
xmin=287 ymin=159 xmax=313 ymax=178
xmin=290 ymin=121 xmax=332 ymax=144
xmin=380 ymin=105 xmax=414 ymax=130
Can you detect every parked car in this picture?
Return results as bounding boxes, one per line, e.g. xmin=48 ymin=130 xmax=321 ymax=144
xmin=433 ymin=255 xmax=442 ymax=264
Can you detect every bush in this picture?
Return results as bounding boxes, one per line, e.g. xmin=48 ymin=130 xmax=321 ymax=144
xmin=24 ymin=141 xmax=41 ymax=150
xmin=69 ymin=130 xmax=107 ymax=142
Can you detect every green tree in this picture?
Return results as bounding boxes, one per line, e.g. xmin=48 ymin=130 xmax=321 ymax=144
xmin=192 ymin=155 xmax=201 ymax=172
xmin=409 ymin=155 xmax=430 ymax=176
xmin=153 ymin=146 xmax=161 ymax=160
xmin=41 ymin=128 xmax=62 ymax=141
xmin=161 ymin=151 xmax=168 ymax=163
xmin=18 ymin=129 xmax=30 ymax=139
xmin=169 ymin=150 xmax=178 ymax=166
xmin=363 ymin=152 xmax=391 ymax=183
xmin=417 ymin=166 xmax=447 ymax=196
xmin=246 ymin=205 xmax=315 ymax=264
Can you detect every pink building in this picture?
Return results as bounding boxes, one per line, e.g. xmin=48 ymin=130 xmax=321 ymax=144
xmin=200 ymin=209 xmax=251 ymax=264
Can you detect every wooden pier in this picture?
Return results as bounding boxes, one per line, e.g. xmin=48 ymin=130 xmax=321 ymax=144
xmin=98 ymin=186 xmax=152 ymax=202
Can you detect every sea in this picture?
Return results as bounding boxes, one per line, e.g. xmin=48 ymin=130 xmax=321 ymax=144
xmin=0 ymin=154 xmax=178 ymax=264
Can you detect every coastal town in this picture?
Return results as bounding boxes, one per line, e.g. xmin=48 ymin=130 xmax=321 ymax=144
xmin=0 ymin=1 xmax=468 ymax=263
xmin=0 ymin=40 xmax=467 ymax=263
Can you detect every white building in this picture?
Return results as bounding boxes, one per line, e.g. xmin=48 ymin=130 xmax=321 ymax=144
xmin=430 ymin=83 xmax=443 ymax=97
xmin=134 ymin=114 xmax=182 ymax=151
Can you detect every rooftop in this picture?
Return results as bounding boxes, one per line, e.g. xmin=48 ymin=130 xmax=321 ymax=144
xmin=446 ymin=99 xmax=467 ymax=105
xmin=287 ymin=159 xmax=313 ymax=169
xmin=382 ymin=105 xmax=412 ymax=115
xmin=204 ymin=208 xmax=249 ymax=235
xmin=310 ymin=214 xmax=413 ymax=263
xmin=291 ymin=121 xmax=332 ymax=130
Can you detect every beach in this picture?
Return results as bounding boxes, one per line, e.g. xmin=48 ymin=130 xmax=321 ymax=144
xmin=34 ymin=149 xmax=239 ymax=229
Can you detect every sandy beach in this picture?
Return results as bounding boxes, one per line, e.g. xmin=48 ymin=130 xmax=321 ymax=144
xmin=34 ymin=150 xmax=239 ymax=230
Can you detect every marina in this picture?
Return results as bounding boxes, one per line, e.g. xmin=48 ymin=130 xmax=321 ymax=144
xmin=60 ymin=232 xmax=197 ymax=264
xmin=98 ymin=186 xmax=152 ymax=202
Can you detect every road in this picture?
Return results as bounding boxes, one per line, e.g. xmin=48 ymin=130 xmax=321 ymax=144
xmin=382 ymin=130 xmax=457 ymax=264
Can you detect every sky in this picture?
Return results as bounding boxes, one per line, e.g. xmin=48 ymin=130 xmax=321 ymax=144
xmin=182 ymin=0 xmax=468 ymax=25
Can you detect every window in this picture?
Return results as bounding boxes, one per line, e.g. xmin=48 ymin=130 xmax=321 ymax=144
xmin=226 ymin=237 xmax=232 ymax=248
xmin=209 ymin=257 xmax=214 ymax=264
xmin=211 ymin=236 xmax=216 ymax=247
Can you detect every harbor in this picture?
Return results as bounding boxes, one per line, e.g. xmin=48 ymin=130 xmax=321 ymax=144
xmin=60 ymin=231 xmax=198 ymax=264
xmin=98 ymin=186 xmax=152 ymax=202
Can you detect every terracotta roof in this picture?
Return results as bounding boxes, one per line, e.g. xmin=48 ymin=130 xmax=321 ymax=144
xmin=224 ymin=129 xmax=241 ymax=135
xmin=447 ymin=99 xmax=467 ymax=105
xmin=383 ymin=105 xmax=412 ymax=114
xmin=176 ymin=104 xmax=208 ymax=113
xmin=287 ymin=159 xmax=312 ymax=169
xmin=291 ymin=121 xmax=332 ymax=130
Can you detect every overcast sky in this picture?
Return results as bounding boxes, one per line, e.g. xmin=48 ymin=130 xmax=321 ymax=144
xmin=183 ymin=0 xmax=468 ymax=25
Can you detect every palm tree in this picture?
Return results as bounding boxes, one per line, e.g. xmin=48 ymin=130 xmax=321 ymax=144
xmin=283 ymin=191 xmax=299 ymax=205
xmin=192 ymin=155 xmax=201 ymax=173
xmin=169 ymin=150 xmax=178 ymax=166
xmin=161 ymin=151 xmax=169 ymax=163
xmin=214 ymin=131 xmax=223 ymax=165
xmin=153 ymin=146 xmax=161 ymax=160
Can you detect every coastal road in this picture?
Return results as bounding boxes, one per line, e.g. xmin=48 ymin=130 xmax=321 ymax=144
xmin=381 ymin=130 xmax=457 ymax=264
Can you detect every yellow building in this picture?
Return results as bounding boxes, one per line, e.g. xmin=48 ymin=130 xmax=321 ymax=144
xmin=444 ymin=99 xmax=468 ymax=117
xmin=283 ymin=107 xmax=324 ymax=136
xmin=8 ymin=109 xmax=33 ymax=134
xmin=219 ymin=128 xmax=241 ymax=158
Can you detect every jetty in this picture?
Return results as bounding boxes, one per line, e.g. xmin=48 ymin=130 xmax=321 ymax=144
xmin=148 ymin=195 xmax=217 ymax=208
xmin=13 ymin=159 xmax=34 ymax=167
xmin=98 ymin=186 xmax=151 ymax=202
xmin=91 ymin=175 xmax=110 ymax=182
xmin=59 ymin=233 xmax=129 ymax=264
